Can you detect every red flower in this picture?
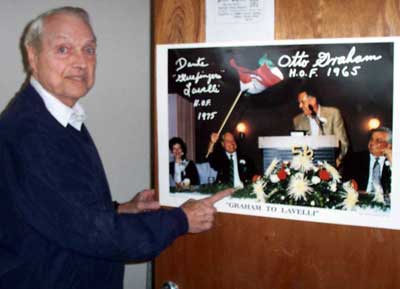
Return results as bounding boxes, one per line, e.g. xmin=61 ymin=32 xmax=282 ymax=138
xmin=318 ymin=169 xmax=331 ymax=181
xmin=351 ymin=179 xmax=359 ymax=191
xmin=277 ymin=168 xmax=287 ymax=181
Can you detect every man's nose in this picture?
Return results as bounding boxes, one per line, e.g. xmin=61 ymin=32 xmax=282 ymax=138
xmin=71 ymin=50 xmax=87 ymax=69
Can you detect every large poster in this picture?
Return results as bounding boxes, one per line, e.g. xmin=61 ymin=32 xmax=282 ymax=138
xmin=156 ymin=37 xmax=400 ymax=230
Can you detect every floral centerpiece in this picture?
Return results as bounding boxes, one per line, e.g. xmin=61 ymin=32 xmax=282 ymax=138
xmin=251 ymin=146 xmax=389 ymax=211
xmin=171 ymin=145 xmax=389 ymax=211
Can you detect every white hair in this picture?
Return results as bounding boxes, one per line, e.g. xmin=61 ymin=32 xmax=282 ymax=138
xmin=370 ymin=126 xmax=392 ymax=144
xmin=24 ymin=6 xmax=93 ymax=51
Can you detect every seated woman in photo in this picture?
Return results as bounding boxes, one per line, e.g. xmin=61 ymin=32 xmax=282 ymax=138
xmin=169 ymin=137 xmax=200 ymax=187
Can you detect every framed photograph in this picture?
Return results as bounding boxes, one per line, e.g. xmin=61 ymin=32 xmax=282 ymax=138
xmin=156 ymin=37 xmax=400 ymax=230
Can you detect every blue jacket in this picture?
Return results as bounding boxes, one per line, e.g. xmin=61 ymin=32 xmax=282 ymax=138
xmin=0 ymin=84 xmax=188 ymax=289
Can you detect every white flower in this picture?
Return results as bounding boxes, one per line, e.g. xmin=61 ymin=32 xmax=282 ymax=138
xmin=253 ymin=181 xmax=265 ymax=193
xmin=252 ymin=180 xmax=266 ymax=203
xmin=341 ymin=193 xmax=358 ymax=210
xmin=288 ymin=173 xmax=313 ymax=201
xmin=270 ymin=174 xmax=280 ymax=183
xmin=321 ymin=161 xmax=341 ymax=183
xmin=310 ymin=201 xmax=315 ymax=206
xmin=343 ymin=181 xmax=357 ymax=193
xmin=340 ymin=181 xmax=359 ymax=210
xmin=280 ymin=195 xmax=285 ymax=200
xmin=329 ymin=182 xmax=337 ymax=192
xmin=290 ymin=155 xmax=315 ymax=172
xmin=264 ymin=158 xmax=279 ymax=177
xmin=239 ymin=159 xmax=246 ymax=165
xmin=311 ymin=176 xmax=321 ymax=184
xmin=182 ymin=178 xmax=191 ymax=187
xmin=284 ymin=168 xmax=291 ymax=175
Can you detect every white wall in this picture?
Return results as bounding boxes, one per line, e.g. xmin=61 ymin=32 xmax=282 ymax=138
xmin=0 ymin=1 xmax=151 ymax=289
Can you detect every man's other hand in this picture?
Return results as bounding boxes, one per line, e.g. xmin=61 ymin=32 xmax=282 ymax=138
xmin=117 ymin=189 xmax=160 ymax=214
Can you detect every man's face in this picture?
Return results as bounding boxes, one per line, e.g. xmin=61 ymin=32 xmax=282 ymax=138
xmin=27 ymin=13 xmax=97 ymax=107
xmin=297 ymin=91 xmax=317 ymax=116
xmin=368 ymin=131 xmax=390 ymax=157
xmin=222 ymin=133 xmax=237 ymax=154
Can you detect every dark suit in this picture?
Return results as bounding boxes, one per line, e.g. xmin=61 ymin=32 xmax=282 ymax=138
xmin=208 ymin=146 xmax=256 ymax=185
xmin=169 ymin=160 xmax=200 ymax=185
xmin=0 ymin=84 xmax=188 ymax=289
xmin=343 ymin=151 xmax=391 ymax=193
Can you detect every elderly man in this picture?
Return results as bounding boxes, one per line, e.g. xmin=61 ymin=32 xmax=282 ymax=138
xmin=0 ymin=7 xmax=232 ymax=289
xmin=343 ymin=127 xmax=392 ymax=195
xmin=293 ymin=89 xmax=349 ymax=167
xmin=207 ymin=131 xmax=258 ymax=187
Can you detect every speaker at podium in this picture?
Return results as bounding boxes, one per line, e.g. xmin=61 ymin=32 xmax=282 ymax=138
xmin=258 ymin=135 xmax=339 ymax=171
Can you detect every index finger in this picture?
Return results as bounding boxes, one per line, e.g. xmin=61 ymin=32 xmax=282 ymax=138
xmin=203 ymin=188 xmax=235 ymax=205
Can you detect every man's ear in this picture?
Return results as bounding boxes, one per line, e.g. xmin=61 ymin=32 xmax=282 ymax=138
xmin=26 ymin=45 xmax=38 ymax=75
xmin=310 ymin=96 xmax=317 ymax=106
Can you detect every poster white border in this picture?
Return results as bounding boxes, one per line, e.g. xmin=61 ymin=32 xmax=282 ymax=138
xmin=156 ymin=37 xmax=400 ymax=230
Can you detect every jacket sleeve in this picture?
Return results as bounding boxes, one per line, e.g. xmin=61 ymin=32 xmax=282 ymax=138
xmin=207 ymin=144 xmax=224 ymax=171
xmin=331 ymin=108 xmax=349 ymax=163
xmin=3 ymin=132 xmax=188 ymax=262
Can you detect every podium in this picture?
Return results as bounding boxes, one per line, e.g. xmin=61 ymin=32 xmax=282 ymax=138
xmin=258 ymin=135 xmax=339 ymax=171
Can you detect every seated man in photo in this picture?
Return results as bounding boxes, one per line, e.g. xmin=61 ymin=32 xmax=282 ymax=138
xmin=343 ymin=127 xmax=392 ymax=195
xmin=206 ymin=131 xmax=258 ymax=188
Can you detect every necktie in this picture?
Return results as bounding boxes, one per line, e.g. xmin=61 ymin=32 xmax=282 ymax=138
xmin=371 ymin=157 xmax=382 ymax=192
xmin=229 ymin=154 xmax=234 ymax=186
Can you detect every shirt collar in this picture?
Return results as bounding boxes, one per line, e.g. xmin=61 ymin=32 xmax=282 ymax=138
xmin=226 ymin=151 xmax=237 ymax=159
xmin=307 ymin=105 xmax=327 ymax=127
xmin=370 ymin=154 xmax=385 ymax=163
xmin=30 ymin=77 xmax=86 ymax=131
xmin=306 ymin=105 xmax=321 ymax=118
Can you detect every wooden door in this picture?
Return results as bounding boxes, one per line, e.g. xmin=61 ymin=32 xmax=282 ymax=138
xmin=153 ymin=1 xmax=400 ymax=288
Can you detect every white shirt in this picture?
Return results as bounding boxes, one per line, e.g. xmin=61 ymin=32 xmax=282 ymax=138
xmin=226 ymin=151 xmax=243 ymax=188
xmin=173 ymin=160 xmax=189 ymax=184
xmin=307 ymin=106 xmax=326 ymax=136
xmin=30 ymin=78 xmax=86 ymax=131
xmin=366 ymin=154 xmax=385 ymax=193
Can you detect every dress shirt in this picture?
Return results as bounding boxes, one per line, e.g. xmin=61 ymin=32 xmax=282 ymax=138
xmin=174 ymin=160 xmax=189 ymax=183
xmin=225 ymin=151 xmax=242 ymax=188
xmin=307 ymin=107 xmax=326 ymax=136
xmin=30 ymin=77 xmax=86 ymax=131
xmin=366 ymin=154 xmax=385 ymax=193
xmin=174 ymin=162 xmax=182 ymax=183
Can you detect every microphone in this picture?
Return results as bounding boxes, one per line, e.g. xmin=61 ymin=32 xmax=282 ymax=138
xmin=308 ymin=104 xmax=324 ymax=135
xmin=308 ymin=104 xmax=317 ymax=117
